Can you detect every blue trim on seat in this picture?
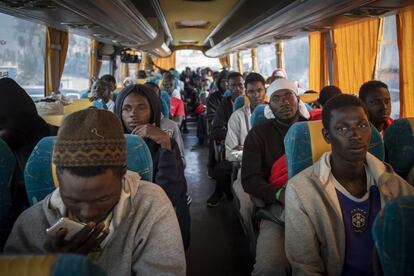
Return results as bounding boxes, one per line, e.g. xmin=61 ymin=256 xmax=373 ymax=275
xmin=233 ymin=96 xmax=245 ymax=112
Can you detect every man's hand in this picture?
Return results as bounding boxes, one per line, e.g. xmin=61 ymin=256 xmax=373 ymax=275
xmin=233 ymin=145 xmax=244 ymax=151
xmin=132 ymin=124 xmax=172 ymax=151
xmin=44 ymin=222 xmax=109 ymax=255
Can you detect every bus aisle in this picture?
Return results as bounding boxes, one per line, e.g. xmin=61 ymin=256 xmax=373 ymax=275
xmin=183 ymin=121 xmax=253 ymax=276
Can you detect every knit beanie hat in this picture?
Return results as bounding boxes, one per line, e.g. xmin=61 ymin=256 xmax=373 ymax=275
xmin=53 ymin=109 xmax=126 ymax=167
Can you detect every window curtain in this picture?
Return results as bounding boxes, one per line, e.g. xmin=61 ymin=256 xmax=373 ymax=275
xmin=140 ymin=53 xmax=148 ymax=71
xmin=89 ymin=39 xmax=102 ymax=86
xmin=332 ymin=18 xmax=382 ymax=93
xmin=309 ymin=31 xmax=329 ymax=92
xmin=397 ymin=6 xmax=414 ymax=117
xmin=152 ymin=52 xmax=176 ymax=70
xmin=276 ymin=42 xmax=284 ymax=69
xmin=44 ymin=27 xmax=68 ymax=96
xmin=237 ymin=51 xmax=243 ymax=73
xmin=252 ymin=48 xmax=258 ymax=72
xmin=219 ymin=55 xmax=231 ymax=70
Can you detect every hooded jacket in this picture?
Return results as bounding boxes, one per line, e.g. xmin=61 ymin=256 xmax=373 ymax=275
xmin=285 ymin=152 xmax=414 ymax=276
xmin=206 ymin=71 xmax=229 ymax=124
xmin=114 ymin=85 xmax=187 ymax=207
xmin=0 ymin=78 xmax=58 ymax=212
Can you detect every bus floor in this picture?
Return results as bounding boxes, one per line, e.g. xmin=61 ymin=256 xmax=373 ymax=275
xmin=183 ymin=121 xmax=254 ymax=276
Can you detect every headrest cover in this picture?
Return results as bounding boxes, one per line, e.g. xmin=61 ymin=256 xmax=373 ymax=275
xmin=53 ymin=109 xmax=126 ymax=167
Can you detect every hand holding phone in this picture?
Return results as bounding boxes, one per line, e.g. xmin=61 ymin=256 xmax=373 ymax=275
xmin=46 ymin=217 xmax=86 ymax=240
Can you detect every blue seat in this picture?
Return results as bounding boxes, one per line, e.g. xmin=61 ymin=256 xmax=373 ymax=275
xmin=160 ymin=98 xmax=170 ymax=119
xmin=383 ymin=118 xmax=414 ymax=176
xmin=223 ymin=90 xmax=232 ymax=97
xmin=24 ymin=135 xmax=153 ymax=205
xmin=0 ymin=138 xmax=15 ymax=248
xmin=233 ymin=95 xmax=247 ymax=112
xmin=372 ymin=196 xmax=414 ymax=276
xmin=80 ymin=91 xmax=89 ymax=99
xmin=92 ymin=99 xmax=108 ymax=110
xmin=0 ymin=254 xmax=106 ymax=275
xmin=250 ymin=104 xmax=268 ymax=128
xmin=160 ymin=91 xmax=171 ymax=116
xmin=284 ymin=121 xmax=385 ymax=179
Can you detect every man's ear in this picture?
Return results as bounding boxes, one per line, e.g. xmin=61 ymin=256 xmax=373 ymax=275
xmin=322 ymin=128 xmax=331 ymax=144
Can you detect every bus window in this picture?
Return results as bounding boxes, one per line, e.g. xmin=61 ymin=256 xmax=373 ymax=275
xmin=284 ymin=36 xmax=310 ymax=90
xmin=240 ymin=49 xmax=252 ymax=72
xmin=0 ymin=13 xmax=45 ymax=100
xmin=60 ymin=33 xmax=90 ymax=99
xmin=257 ymin=44 xmax=277 ymax=78
xmin=175 ymin=50 xmax=221 ymax=72
xmin=100 ymin=59 xmax=111 ymax=76
xmin=231 ymin=52 xmax=238 ymax=71
xmin=377 ymin=15 xmax=400 ymax=119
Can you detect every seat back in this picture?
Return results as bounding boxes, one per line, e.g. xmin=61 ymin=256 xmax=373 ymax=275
xmin=92 ymin=99 xmax=108 ymax=110
xmin=223 ymin=90 xmax=232 ymax=97
xmin=25 ymin=135 xmax=153 ymax=205
xmin=383 ymin=118 xmax=414 ymax=176
xmin=160 ymin=91 xmax=171 ymax=116
xmin=160 ymin=98 xmax=170 ymax=119
xmin=233 ymin=95 xmax=249 ymax=112
xmin=0 ymin=254 xmax=106 ymax=276
xmin=284 ymin=120 xmax=385 ymax=179
xmin=250 ymin=104 xmax=267 ymax=128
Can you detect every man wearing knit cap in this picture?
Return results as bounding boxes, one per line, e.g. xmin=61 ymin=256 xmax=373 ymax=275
xmin=4 ymin=109 xmax=186 ymax=276
xmin=241 ymin=78 xmax=308 ymax=275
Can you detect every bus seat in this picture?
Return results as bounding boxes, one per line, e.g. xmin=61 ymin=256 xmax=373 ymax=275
xmin=299 ymin=93 xmax=318 ymax=103
xmin=80 ymin=91 xmax=89 ymax=99
xmin=160 ymin=98 xmax=170 ymax=119
xmin=24 ymin=135 xmax=153 ymax=205
xmin=284 ymin=121 xmax=385 ymax=179
xmin=383 ymin=118 xmax=414 ymax=176
xmin=63 ymin=99 xmax=92 ymax=115
xmin=304 ymin=103 xmax=313 ymax=112
xmin=92 ymin=99 xmax=108 ymax=110
xmin=250 ymin=104 xmax=267 ymax=128
xmin=135 ymin=79 xmax=146 ymax=85
xmin=233 ymin=96 xmax=250 ymax=112
xmin=0 ymin=254 xmax=106 ymax=276
xmin=223 ymin=90 xmax=231 ymax=97
xmin=40 ymin=115 xmax=64 ymax=127
xmin=112 ymin=92 xmax=118 ymax=102
xmin=160 ymin=91 xmax=171 ymax=114
xmin=372 ymin=195 xmax=414 ymax=276
xmin=0 ymin=139 xmax=15 ymax=249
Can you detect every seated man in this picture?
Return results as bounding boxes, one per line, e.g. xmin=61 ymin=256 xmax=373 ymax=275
xmin=241 ymin=79 xmax=308 ymax=275
xmin=162 ymin=74 xmax=185 ymax=127
xmin=359 ymin=80 xmax=393 ymax=135
xmin=90 ymin=79 xmax=115 ymax=112
xmin=285 ymin=95 xmax=414 ymax=276
xmin=309 ymin=85 xmax=342 ymax=119
xmin=4 ymin=109 xmax=186 ymax=275
xmin=207 ymin=72 xmax=245 ymax=207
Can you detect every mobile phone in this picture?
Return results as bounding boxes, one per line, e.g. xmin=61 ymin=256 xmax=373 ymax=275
xmin=46 ymin=217 xmax=86 ymax=240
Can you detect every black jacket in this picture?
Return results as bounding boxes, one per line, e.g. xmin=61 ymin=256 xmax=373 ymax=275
xmin=211 ymin=96 xmax=233 ymax=141
xmin=114 ymin=84 xmax=187 ymax=206
xmin=241 ymin=117 xmax=306 ymax=204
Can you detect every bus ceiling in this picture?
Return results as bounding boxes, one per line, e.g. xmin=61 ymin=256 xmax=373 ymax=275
xmin=0 ymin=0 xmax=412 ymax=58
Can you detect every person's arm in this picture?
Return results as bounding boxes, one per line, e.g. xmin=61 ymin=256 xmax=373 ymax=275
xmin=171 ymin=122 xmax=186 ymax=167
xmin=211 ymin=101 xmax=228 ymax=141
xmin=206 ymin=94 xmax=219 ymax=123
xmin=241 ymin=131 xmax=279 ymax=204
xmin=285 ymin=183 xmax=325 ymax=276
xmin=225 ymin=113 xmax=243 ymax=162
xmin=132 ymin=204 xmax=186 ymax=276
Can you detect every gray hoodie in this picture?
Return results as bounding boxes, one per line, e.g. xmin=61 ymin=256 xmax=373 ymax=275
xmin=4 ymin=171 xmax=186 ymax=276
xmin=285 ymin=152 xmax=414 ymax=276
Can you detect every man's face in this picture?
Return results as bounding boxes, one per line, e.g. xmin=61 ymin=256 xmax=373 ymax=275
xmin=163 ymin=79 xmax=175 ymax=93
xmin=59 ymin=169 xmax=123 ymax=224
xmin=246 ymin=81 xmax=266 ymax=108
xmin=228 ymin=76 xmax=244 ymax=100
xmin=323 ymin=106 xmax=372 ymax=163
xmin=92 ymin=81 xmax=110 ymax=100
xmin=364 ymin=88 xmax=391 ymax=125
xmin=219 ymin=78 xmax=228 ymax=91
xmin=121 ymin=93 xmax=151 ymax=132
xmin=269 ymin=89 xmax=299 ymax=122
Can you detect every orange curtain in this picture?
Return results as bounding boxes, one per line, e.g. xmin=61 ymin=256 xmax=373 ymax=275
xmin=152 ymin=52 xmax=176 ymax=70
xmin=44 ymin=27 xmax=68 ymax=96
xmin=140 ymin=53 xmax=148 ymax=71
xmin=219 ymin=55 xmax=231 ymax=70
xmin=89 ymin=39 xmax=102 ymax=86
xmin=276 ymin=42 xmax=284 ymax=69
xmin=252 ymin=48 xmax=258 ymax=72
xmin=309 ymin=32 xmax=329 ymax=92
xmin=332 ymin=18 xmax=381 ymax=93
xmin=237 ymin=51 xmax=243 ymax=73
xmin=397 ymin=6 xmax=414 ymax=117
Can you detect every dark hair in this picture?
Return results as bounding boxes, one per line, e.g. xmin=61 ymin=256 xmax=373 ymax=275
xmin=137 ymin=70 xmax=147 ymax=79
xmin=244 ymin=72 xmax=265 ymax=88
xmin=227 ymin=71 xmax=243 ymax=82
xmin=100 ymin=74 xmax=116 ymax=85
xmin=322 ymin=94 xmax=369 ymax=129
xmin=359 ymin=80 xmax=389 ymax=102
xmin=56 ymin=165 xmax=126 ymax=179
xmin=304 ymin=90 xmax=318 ymax=94
xmin=163 ymin=74 xmax=175 ymax=82
xmin=318 ymin=85 xmax=342 ymax=106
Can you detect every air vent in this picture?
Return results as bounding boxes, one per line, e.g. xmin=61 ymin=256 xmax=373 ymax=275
xmin=179 ymin=40 xmax=198 ymax=44
xmin=176 ymin=20 xmax=209 ymax=29
xmin=273 ymin=35 xmax=293 ymax=40
xmin=1 ymin=0 xmax=57 ymax=9
xmin=343 ymin=6 xmax=392 ymax=18
xmin=61 ymin=22 xmax=97 ymax=29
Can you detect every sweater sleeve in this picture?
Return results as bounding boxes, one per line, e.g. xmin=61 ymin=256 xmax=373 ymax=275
xmin=211 ymin=101 xmax=228 ymax=141
xmin=132 ymin=204 xmax=186 ymax=276
xmin=241 ymin=130 xmax=278 ymax=204
xmin=285 ymin=183 xmax=325 ymax=276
